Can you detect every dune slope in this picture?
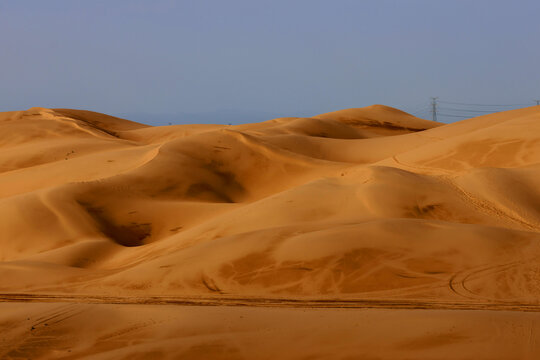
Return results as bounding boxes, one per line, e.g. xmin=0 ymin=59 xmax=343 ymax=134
xmin=0 ymin=104 xmax=539 ymax=306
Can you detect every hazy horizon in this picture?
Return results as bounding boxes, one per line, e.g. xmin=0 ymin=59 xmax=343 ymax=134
xmin=1 ymin=0 xmax=539 ymax=124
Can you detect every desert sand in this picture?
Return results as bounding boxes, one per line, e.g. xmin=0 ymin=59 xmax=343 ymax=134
xmin=0 ymin=105 xmax=539 ymax=359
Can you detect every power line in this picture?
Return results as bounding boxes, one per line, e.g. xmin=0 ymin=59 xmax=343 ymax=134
xmin=437 ymin=107 xmax=499 ymax=113
xmin=438 ymin=100 xmax=531 ymax=107
xmin=437 ymin=113 xmax=469 ymax=118
xmin=426 ymin=97 xmax=538 ymax=123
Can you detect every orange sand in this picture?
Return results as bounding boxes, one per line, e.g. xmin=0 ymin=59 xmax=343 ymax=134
xmin=0 ymin=105 xmax=539 ymax=359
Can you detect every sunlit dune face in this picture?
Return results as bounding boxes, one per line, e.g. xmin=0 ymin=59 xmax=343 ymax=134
xmin=0 ymin=105 xmax=539 ymax=359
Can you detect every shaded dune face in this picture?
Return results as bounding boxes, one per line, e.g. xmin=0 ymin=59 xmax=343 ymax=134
xmin=0 ymin=105 xmax=539 ymax=303
xmin=77 ymin=201 xmax=151 ymax=247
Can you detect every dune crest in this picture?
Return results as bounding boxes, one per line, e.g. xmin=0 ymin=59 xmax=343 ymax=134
xmin=0 ymin=105 xmax=539 ymax=305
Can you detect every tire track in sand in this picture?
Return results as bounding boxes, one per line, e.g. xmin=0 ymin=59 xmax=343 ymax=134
xmin=1 ymin=293 xmax=540 ymax=312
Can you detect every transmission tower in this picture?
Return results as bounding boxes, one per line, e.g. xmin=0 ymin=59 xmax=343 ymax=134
xmin=430 ymin=97 xmax=438 ymax=122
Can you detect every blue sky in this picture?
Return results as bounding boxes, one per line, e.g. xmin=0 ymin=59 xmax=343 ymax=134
xmin=1 ymin=0 xmax=539 ymax=124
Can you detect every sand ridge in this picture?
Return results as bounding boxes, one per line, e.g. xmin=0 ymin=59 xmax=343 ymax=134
xmin=1 ymin=105 xmax=540 ymax=359
xmin=0 ymin=105 xmax=539 ymax=302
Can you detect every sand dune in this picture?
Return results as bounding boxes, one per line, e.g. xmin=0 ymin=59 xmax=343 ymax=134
xmin=1 ymin=105 xmax=539 ymax=358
